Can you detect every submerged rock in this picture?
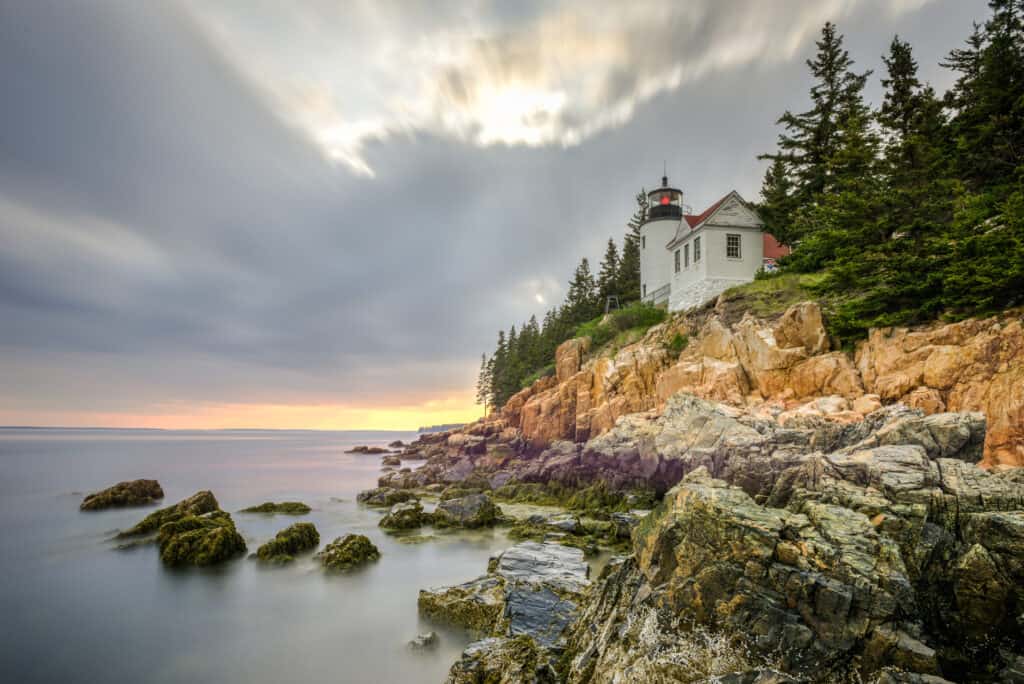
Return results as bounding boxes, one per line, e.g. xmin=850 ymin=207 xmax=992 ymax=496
xmin=356 ymin=487 xmax=418 ymax=507
xmin=347 ymin=445 xmax=389 ymax=454
xmin=80 ymin=479 xmax=164 ymax=511
xmin=118 ymin=490 xmax=219 ymax=537
xmin=316 ymin=534 xmax=380 ymax=571
xmin=433 ymin=493 xmax=501 ymax=528
xmin=239 ymin=501 xmax=311 ymax=515
xmin=379 ymin=501 xmax=430 ymax=530
xmin=157 ymin=510 xmax=246 ymax=566
xmin=408 ymin=631 xmax=438 ymax=651
xmin=389 ymin=440 xmax=406 ymax=448
xmin=256 ymin=522 xmax=319 ymax=563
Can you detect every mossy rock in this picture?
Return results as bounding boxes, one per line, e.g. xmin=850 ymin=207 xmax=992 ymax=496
xmin=240 ymin=501 xmax=311 ymax=515
xmin=256 ymin=522 xmax=320 ymax=562
xmin=119 ymin=490 xmax=219 ymax=537
xmin=439 ymin=486 xmax=484 ymax=501
xmin=157 ymin=510 xmax=246 ymax=566
xmin=379 ymin=501 xmax=431 ymax=530
xmin=356 ymin=487 xmax=418 ymax=507
xmin=433 ymin=493 xmax=501 ymax=529
xmin=80 ymin=479 xmax=164 ymax=511
xmin=317 ymin=534 xmax=380 ymax=571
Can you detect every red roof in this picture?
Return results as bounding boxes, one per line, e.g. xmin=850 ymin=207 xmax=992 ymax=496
xmin=683 ymin=194 xmax=730 ymax=228
xmin=680 ymin=192 xmax=790 ymax=257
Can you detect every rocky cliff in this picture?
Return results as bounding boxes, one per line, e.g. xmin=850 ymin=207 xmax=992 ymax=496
xmin=488 ymin=302 xmax=1023 ymax=468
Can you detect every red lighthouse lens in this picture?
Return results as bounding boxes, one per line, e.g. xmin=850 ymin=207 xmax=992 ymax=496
xmin=660 ymin=195 xmax=670 ymax=205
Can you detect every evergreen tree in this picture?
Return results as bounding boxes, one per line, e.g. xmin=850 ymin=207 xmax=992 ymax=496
xmin=475 ymin=354 xmax=492 ymax=414
xmin=760 ymin=22 xmax=872 ymax=239
xmin=565 ymin=258 xmax=599 ymax=324
xmin=944 ymin=1 xmax=1024 ymax=199
xmin=758 ymin=159 xmax=798 ymax=246
xmin=616 ymin=189 xmax=646 ymax=300
xmin=597 ymin=238 xmax=620 ymax=306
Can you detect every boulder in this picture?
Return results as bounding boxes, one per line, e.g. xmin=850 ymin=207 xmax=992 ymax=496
xmin=379 ymin=501 xmax=429 ymax=530
xmin=256 ymin=522 xmax=319 ymax=563
xmin=157 ymin=510 xmax=246 ymax=566
xmin=316 ymin=534 xmax=380 ymax=571
xmin=444 ymin=636 xmax=555 ymax=684
xmin=381 ymin=455 xmax=401 ymax=467
xmin=356 ymin=487 xmax=418 ymax=507
xmin=433 ymin=493 xmax=501 ymax=529
xmin=346 ymin=445 xmax=389 ymax=454
xmin=80 ymin=479 xmax=164 ymax=511
xmin=419 ymin=575 xmax=506 ymax=633
xmin=118 ymin=490 xmax=219 ymax=537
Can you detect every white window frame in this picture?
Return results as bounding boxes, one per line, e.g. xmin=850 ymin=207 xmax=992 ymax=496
xmin=641 ymin=235 xmax=645 ymax=249
xmin=674 ymin=249 xmax=680 ymax=273
xmin=726 ymin=233 xmax=742 ymax=260
xmin=694 ymin=236 xmax=701 ymax=262
xmin=684 ymin=243 xmax=690 ymax=268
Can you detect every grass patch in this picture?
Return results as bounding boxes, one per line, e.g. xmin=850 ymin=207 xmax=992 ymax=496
xmin=520 ymin=363 xmax=555 ymax=389
xmin=575 ymin=302 xmax=667 ymax=352
xmin=717 ymin=271 xmax=827 ymax=321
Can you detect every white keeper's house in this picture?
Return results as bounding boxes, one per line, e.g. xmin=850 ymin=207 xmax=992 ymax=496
xmin=639 ymin=175 xmax=789 ymax=312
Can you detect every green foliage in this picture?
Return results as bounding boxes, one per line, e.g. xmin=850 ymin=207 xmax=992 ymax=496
xmin=483 ymin=191 xmax=653 ymax=408
xmin=667 ymin=333 xmax=689 ymax=356
xmin=575 ymin=302 xmax=666 ymax=353
xmin=520 ymin=364 xmax=554 ymax=389
xmin=760 ymin=8 xmax=1024 ymax=341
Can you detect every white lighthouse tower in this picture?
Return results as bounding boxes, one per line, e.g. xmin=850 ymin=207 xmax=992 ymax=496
xmin=639 ymin=175 xmax=684 ymax=306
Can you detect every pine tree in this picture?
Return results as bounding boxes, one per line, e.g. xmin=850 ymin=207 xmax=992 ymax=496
xmin=944 ymin=1 xmax=1024 ymax=199
xmin=597 ymin=238 xmax=620 ymax=306
xmin=565 ymin=258 xmax=599 ymax=325
xmin=616 ymin=190 xmax=646 ymax=300
xmin=758 ymin=159 xmax=798 ymax=246
xmin=760 ymin=22 xmax=872 ymax=235
xmin=475 ymin=354 xmax=492 ymax=414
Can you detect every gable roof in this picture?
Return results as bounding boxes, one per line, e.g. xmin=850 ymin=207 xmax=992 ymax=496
xmin=667 ymin=190 xmax=759 ymax=248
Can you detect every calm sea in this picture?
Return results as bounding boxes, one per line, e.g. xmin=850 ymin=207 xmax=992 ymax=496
xmin=0 ymin=428 xmax=514 ymax=683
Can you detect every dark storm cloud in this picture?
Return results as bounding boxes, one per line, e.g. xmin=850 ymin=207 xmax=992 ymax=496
xmin=0 ymin=0 xmax=990 ymax=420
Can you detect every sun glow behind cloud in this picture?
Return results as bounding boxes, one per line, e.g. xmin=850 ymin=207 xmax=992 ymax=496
xmin=182 ymin=0 xmax=934 ymax=177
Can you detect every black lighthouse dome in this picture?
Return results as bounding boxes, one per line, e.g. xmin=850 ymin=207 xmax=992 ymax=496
xmin=646 ymin=175 xmax=683 ymax=221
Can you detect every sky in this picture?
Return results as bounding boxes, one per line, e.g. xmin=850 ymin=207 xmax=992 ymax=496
xmin=0 ymin=0 xmax=990 ymax=430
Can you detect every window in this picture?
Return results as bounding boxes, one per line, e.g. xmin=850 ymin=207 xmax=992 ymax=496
xmin=641 ymin=235 xmax=646 ymax=249
xmin=694 ymin=236 xmax=701 ymax=262
xmin=726 ymin=233 xmax=741 ymax=259
xmin=642 ymin=283 xmax=647 ymax=297
xmin=674 ymin=249 xmax=680 ymax=273
xmin=684 ymin=244 xmax=690 ymax=268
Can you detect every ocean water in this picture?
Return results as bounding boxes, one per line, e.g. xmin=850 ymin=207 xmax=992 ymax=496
xmin=0 ymin=428 xmax=520 ymax=683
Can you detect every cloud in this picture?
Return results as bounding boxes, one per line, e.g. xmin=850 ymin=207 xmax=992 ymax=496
xmin=183 ymin=0 xmax=935 ymax=176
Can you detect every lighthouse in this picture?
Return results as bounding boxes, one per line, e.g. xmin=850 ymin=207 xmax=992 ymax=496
xmin=639 ymin=175 xmax=684 ymax=305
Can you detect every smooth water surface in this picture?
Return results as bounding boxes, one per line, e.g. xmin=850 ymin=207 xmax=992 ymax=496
xmin=0 ymin=428 xmax=520 ymax=683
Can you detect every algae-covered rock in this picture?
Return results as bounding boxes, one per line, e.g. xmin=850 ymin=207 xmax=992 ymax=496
xmin=433 ymin=493 xmax=501 ymax=528
xmin=316 ymin=534 xmax=380 ymax=571
xmin=444 ymin=636 xmax=556 ymax=684
xmin=157 ymin=510 xmax=246 ymax=566
xmin=239 ymin=501 xmax=311 ymax=514
xmin=381 ymin=454 xmax=401 ymax=467
xmin=356 ymin=487 xmax=419 ymax=507
xmin=119 ymin=490 xmax=219 ymax=537
xmin=256 ymin=522 xmax=320 ymax=563
xmin=408 ymin=631 xmax=438 ymax=651
xmin=379 ymin=501 xmax=430 ymax=530
xmin=418 ymin=575 xmax=506 ymax=633
xmin=80 ymin=479 xmax=164 ymax=511
xmin=347 ymin=445 xmax=389 ymax=454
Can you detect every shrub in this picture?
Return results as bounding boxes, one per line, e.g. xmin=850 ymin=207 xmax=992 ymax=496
xmin=666 ymin=333 xmax=689 ymax=356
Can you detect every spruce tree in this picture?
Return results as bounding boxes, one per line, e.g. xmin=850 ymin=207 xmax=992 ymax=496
xmin=565 ymin=258 xmax=599 ymax=325
xmin=760 ymin=22 xmax=871 ymax=236
xmin=616 ymin=190 xmax=646 ymax=300
xmin=597 ymin=238 xmax=620 ymax=307
xmin=758 ymin=159 xmax=798 ymax=246
xmin=475 ymin=354 xmax=491 ymax=414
